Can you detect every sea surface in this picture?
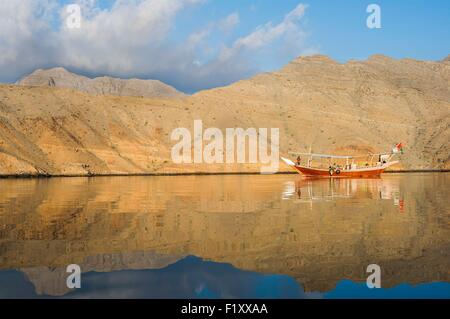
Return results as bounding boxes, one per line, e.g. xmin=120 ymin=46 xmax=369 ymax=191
xmin=0 ymin=173 xmax=449 ymax=298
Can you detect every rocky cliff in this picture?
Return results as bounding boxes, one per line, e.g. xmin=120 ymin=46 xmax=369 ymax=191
xmin=1 ymin=54 xmax=449 ymax=176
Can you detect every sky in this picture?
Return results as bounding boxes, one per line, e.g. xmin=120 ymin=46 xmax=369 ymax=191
xmin=0 ymin=0 xmax=449 ymax=93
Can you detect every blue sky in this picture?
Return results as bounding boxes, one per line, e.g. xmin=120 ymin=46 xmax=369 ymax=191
xmin=160 ymin=0 xmax=450 ymax=63
xmin=0 ymin=0 xmax=449 ymax=92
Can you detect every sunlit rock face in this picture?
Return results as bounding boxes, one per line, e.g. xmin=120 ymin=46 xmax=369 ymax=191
xmin=1 ymin=55 xmax=449 ymax=176
xmin=0 ymin=174 xmax=448 ymax=295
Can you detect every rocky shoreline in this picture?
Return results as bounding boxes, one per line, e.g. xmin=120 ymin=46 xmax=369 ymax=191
xmin=1 ymin=169 xmax=449 ymax=179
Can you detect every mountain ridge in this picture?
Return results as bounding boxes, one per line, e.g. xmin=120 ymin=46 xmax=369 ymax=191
xmin=16 ymin=67 xmax=185 ymax=98
xmin=1 ymin=54 xmax=449 ymax=176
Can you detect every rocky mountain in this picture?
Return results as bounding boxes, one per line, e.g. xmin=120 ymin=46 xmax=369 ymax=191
xmin=17 ymin=67 xmax=185 ymax=98
xmin=0 ymin=54 xmax=449 ymax=176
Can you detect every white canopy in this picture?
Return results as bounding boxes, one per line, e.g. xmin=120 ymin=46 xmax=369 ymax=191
xmin=289 ymin=151 xmax=389 ymax=159
xmin=288 ymin=152 xmax=355 ymax=159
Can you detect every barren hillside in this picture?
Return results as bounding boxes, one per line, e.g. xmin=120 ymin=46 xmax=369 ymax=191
xmin=0 ymin=54 xmax=449 ymax=176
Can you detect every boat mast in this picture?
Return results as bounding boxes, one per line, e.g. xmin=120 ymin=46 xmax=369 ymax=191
xmin=308 ymin=144 xmax=312 ymax=167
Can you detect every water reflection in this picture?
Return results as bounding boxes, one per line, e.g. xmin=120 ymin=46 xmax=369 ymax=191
xmin=282 ymin=177 xmax=403 ymax=208
xmin=0 ymin=173 xmax=449 ymax=298
xmin=2 ymin=256 xmax=449 ymax=299
xmin=283 ymin=178 xmax=400 ymax=202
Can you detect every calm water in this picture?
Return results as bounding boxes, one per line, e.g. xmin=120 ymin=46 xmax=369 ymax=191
xmin=0 ymin=173 xmax=449 ymax=298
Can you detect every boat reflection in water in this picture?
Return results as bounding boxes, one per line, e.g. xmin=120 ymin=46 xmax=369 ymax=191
xmin=0 ymin=173 xmax=448 ymax=298
xmin=283 ymin=177 xmax=404 ymax=211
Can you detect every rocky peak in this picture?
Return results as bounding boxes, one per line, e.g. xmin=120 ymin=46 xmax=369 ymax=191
xmin=17 ymin=67 xmax=185 ymax=98
xmin=292 ymin=54 xmax=338 ymax=64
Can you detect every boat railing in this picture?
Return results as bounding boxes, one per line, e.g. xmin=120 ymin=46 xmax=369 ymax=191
xmin=298 ymin=161 xmax=387 ymax=170
xmin=289 ymin=149 xmax=398 ymax=170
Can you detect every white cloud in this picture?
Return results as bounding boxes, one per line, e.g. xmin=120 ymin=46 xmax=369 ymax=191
xmin=221 ymin=4 xmax=307 ymax=59
xmin=218 ymin=12 xmax=239 ymax=34
xmin=0 ymin=1 xmax=314 ymax=92
xmin=0 ymin=0 xmax=58 ymax=75
xmin=58 ymin=0 xmax=202 ymax=72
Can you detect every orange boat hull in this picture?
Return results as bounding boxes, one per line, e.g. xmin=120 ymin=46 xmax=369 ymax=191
xmin=294 ymin=166 xmax=385 ymax=178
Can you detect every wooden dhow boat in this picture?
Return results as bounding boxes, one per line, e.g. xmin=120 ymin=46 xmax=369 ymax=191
xmin=281 ymin=143 xmax=403 ymax=178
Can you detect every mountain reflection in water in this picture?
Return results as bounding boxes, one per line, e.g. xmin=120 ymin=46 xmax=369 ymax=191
xmin=0 ymin=173 xmax=449 ymax=298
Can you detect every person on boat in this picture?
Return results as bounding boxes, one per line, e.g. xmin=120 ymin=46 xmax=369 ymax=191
xmin=328 ymin=165 xmax=334 ymax=175
xmin=296 ymin=156 xmax=301 ymax=166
